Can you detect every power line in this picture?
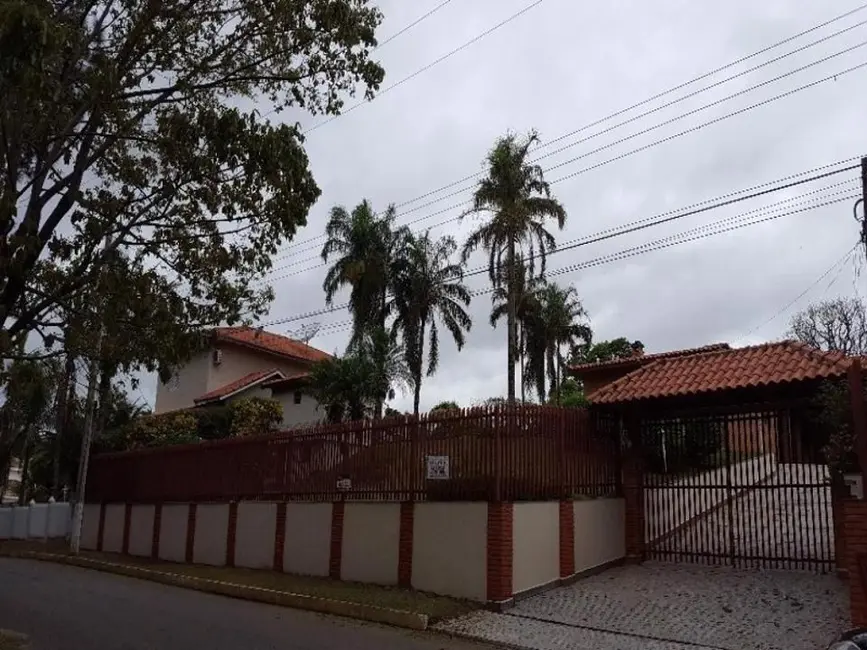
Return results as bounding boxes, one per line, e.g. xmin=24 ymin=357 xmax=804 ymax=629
xmin=276 ymin=3 xmax=867 ymax=254
xmin=257 ymin=164 xmax=858 ymax=327
xmin=271 ymin=46 xmax=867 ymax=269
xmin=736 ymin=243 xmax=859 ymax=343
xmin=302 ymin=0 xmax=545 ymax=135
xmin=305 ymin=194 xmax=856 ymax=339
xmin=377 ymin=0 xmax=457 ymax=49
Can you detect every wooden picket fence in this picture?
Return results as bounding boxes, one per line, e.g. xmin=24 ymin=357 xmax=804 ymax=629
xmin=86 ymin=405 xmax=621 ymax=503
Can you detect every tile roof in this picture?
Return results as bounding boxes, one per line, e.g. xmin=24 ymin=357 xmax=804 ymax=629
xmin=194 ymin=368 xmax=285 ymax=405
xmin=213 ymin=327 xmax=332 ymax=364
xmin=569 ymin=343 xmax=730 ymax=374
xmin=590 ymin=341 xmax=852 ymax=405
xmin=262 ymin=373 xmax=312 ymax=391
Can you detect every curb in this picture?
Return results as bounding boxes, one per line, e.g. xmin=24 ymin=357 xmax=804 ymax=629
xmin=1 ymin=551 xmax=428 ymax=631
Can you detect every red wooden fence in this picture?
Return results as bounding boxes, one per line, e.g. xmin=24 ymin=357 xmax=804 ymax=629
xmin=86 ymin=405 xmax=621 ymax=503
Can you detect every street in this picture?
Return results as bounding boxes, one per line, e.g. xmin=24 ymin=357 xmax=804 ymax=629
xmin=0 ymin=559 xmax=488 ymax=650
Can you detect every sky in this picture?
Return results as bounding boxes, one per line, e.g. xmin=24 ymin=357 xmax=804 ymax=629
xmin=134 ymin=0 xmax=867 ymax=413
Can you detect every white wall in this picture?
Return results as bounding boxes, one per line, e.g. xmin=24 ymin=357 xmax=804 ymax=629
xmin=272 ymin=390 xmax=324 ymax=429
xmin=512 ymin=502 xmax=560 ymax=594
xmin=128 ymin=505 xmax=155 ymax=557
xmin=155 ymin=349 xmax=210 ymax=414
xmin=574 ymin=498 xmax=626 ymax=573
xmin=235 ymin=502 xmax=276 ymax=569
xmin=102 ymin=504 xmax=125 ymax=553
xmin=193 ymin=504 xmax=228 ymax=566
xmin=0 ymin=503 xmax=71 ymax=541
xmin=412 ymin=502 xmax=488 ymax=601
xmin=159 ymin=504 xmax=188 ymax=562
xmin=81 ymin=504 xmax=101 ymax=550
xmin=283 ymin=503 xmax=332 ymax=576
xmin=341 ymin=503 xmax=400 ymax=585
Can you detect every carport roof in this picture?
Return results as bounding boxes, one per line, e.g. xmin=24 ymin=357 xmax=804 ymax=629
xmin=590 ymin=340 xmax=852 ymax=405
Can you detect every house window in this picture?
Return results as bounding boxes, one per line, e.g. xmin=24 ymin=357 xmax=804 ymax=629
xmin=293 ymin=391 xmax=303 ymax=405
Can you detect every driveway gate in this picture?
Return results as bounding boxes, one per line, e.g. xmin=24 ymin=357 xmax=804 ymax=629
xmin=640 ymin=408 xmax=835 ymax=572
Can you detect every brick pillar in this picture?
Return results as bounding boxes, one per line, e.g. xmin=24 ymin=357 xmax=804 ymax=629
xmin=623 ymin=452 xmax=645 ymax=563
xmin=559 ymin=499 xmax=575 ymax=578
xmin=398 ymin=502 xmax=414 ymax=588
xmin=121 ymin=503 xmax=132 ymax=554
xmin=329 ymin=502 xmax=345 ymax=579
xmin=226 ymin=502 xmax=239 ymax=567
xmin=151 ymin=504 xmax=162 ymax=559
xmin=96 ymin=503 xmax=107 ymax=552
xmin=185 ymin=504 xmax=197 ymax=563
xmin=486 ymin=502 xmax=513 ymax=603
xmin=843 ymin=498 xmax=867 ymax=625
xmin=832 ymin=475 xmax=848 ymax=577
xmin=273 ymin=503 xmax=287 ymax=572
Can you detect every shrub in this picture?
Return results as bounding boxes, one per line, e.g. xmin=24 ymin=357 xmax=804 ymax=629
xmin=114 ymin=411 xmax=201 ymax=450
xmin=228 ymin=397 xmax=283 ymax=437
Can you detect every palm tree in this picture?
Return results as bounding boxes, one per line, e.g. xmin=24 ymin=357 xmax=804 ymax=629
xmin=349 ymin=326 xmax=412 ymax=417
xmin=392 ymin=231 xmax=472 ymax=414
xmin=539 ymin=283 xmax=591 ymax=404
xmin=462 ymin=130 xmax=567 ymax=402
xmin=321 ymin=200 xmax=403 ymax=344
xmin=489 ymin=256 xmax=544 ymax=402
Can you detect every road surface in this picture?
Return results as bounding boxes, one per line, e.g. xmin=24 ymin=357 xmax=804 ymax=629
xmin=0 ymin=559 xmax=488 ymax=650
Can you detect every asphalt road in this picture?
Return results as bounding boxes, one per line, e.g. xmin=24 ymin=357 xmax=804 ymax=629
xmin=0 ymin=559 xmax=490 ymax=650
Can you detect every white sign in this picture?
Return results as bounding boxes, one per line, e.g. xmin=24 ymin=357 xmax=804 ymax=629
xmin=425 ymin=455 xmax=450 ymax=480
xmin=336 ymin=477 xmax=351 ymax=491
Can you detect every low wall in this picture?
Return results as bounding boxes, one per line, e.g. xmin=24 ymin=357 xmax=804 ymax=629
xmin=0 ymin=502 xmax=72 ymax=541
xmin=80 ymin=497 xmax=626 ymax=603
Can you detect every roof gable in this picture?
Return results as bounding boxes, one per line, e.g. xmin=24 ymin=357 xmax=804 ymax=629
xmin=213 ymin=327 xmax=332 ymax=365
xmin=194 ymin=368 xmax=285 ymax=405
xmin=590 ymin=341 xmax=851 ymax=405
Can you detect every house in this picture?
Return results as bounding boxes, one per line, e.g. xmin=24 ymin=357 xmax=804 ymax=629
xmin=569 ymin=340 xmax=853 ymax=464
xmin=154 ymin=326 xmax=332 ymax=429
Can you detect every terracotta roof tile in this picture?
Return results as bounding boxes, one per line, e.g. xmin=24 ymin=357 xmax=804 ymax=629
xmin=194 ymin=368 xmax=284 ymax=405
xmin=569 ymin=343 xmax=730 ymax=374
xmin=590 ymin=341 xmax=851 ymax=405
xmin=214 ymin=327 xmax=332 ymax=364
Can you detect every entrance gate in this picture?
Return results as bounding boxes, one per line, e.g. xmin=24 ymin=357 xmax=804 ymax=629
xmin=640 ymin=408 xmax=835 ymax=572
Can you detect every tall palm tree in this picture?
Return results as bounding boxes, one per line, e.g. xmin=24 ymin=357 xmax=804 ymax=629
xmin=461 ymin=130 xmax=567 ymax=402
xmin=489 ymin=255 xmax=544 ymax=402
xmin=539 ymin=283 xmax=591 ymax=403
xmin=349 ymin=326 xmax=412 ymax=418
xmin=321 ymin=200 xmax=403 ymax=344
xmin=392 ymin=231 xmax=472 ymax=414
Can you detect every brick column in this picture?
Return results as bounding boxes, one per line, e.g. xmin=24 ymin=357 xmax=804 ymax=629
xmin=96 ymin=503 xmax=107 ymax=552
xmin=151 ymin=504 xmax=163 ymax=559
xmin=398 ymin=502 xmax=414 ymax=587
xmin=185 ymin=504 xmax=197 ymax=563
xmin=559 ymin=500 xmax=575 ymax=578
xmin=832 ymin=476 xmax=848 ymax=577
xmin=843 ymin=498 xmax=867 ymax=625
xmin=273 ymin=503 xmax=287 ymax=572
xmin=121 ymin=503 xmax=132 ymax=554
xmin=623 ymin=452 xmax=645 ymax=563
xmin=226 ymin=502 xmax=239 ymax=567
xmin=486 ymin=502 xmax=513 ymax=603
xmin=329 ymin=502 xmax=345 ymax=579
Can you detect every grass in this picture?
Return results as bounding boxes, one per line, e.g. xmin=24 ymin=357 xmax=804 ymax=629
xmin=0 ymin=540 xmax=476 ymax=622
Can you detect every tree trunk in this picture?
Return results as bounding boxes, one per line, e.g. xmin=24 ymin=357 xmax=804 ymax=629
xmin=95 ymin=362 xmax=116 ymax=440
xmin=519 ymin=325 xmax=526 ymax=403
xmin=506 ymin=239 xmax=517 ymax=403
xmin=17 ymin=428 xmax=33 ymax=505
xmin=412 ymin=320 xmax=426 ymax=415
xmin=52 ymin=350 xmax=76 ymax=498
xmin=556 ymin=346 xmax=562 ymax=406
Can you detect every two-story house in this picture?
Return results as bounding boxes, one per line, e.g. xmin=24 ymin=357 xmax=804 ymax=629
xmin=154 ymin=326 xmax=333 ymax=429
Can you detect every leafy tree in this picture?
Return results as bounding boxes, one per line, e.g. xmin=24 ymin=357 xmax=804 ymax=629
xmin=348 ymin=326 xmax=411 ymax=418
xmin=789 ymin=298 xmax=867 ymax=355
xmin=549 ymin=377 xmax=588 ymax=408
xmin=0 ymin=0 xmax=385 ymax=361
xmin=538 ymin=282 xmax=591 ymax=403
xmin=322 ymin=201 xmax=404 ymax=346
xmin=571 ymin=337 xmax=638 ymax=364
xmin=309 ymin=355 xmax=376 ymax=423
xmin=392 ymin=231 xmax=472 ymax=414
xmin=430 ymin=401 xmax=460 ymax=412
xmin=462 ymin=130 xmax=567 ymax=402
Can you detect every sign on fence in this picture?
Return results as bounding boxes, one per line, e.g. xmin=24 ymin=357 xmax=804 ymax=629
xmin=336 ymin=476 xmax=352 ymax=491
xmin=425 ymin=455 xmax=450 ymax=480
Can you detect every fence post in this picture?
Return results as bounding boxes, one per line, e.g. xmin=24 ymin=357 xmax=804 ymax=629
xmin=622 ymin=411 xmax=645 ymax=563
xmin=849 ymin=360 xmax=867 ymax=487
xmin=557 ymin=409 xmax=566 ymax=498
xmin=494 ymin=405 xmax=502 ymax=503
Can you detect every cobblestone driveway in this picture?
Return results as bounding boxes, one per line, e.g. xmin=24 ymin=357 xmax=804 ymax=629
xmin=435 ymin=562 xmax=848 ymax=650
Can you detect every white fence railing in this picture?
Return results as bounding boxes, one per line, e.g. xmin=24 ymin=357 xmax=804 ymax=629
xmin=0 ymin=501 xmax=71 ymax=541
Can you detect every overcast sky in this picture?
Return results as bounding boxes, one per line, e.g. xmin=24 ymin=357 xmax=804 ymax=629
xmin=136 ymin=0 xmax=867 ymax=413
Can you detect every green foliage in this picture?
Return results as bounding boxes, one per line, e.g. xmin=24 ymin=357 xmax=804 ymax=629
xmin=573 ymin=338 xmax=638 ymax=364
xmin=431 ymin=401 xmax=460 ymax=412
xmin=0 ymin=0 xmax=385 ymax=368
xmin=462 ymin=130 xmax=567 ymax=401
xmin=228 ymin=398 xmax=283 ymax=437
xmin=549 ymin=378 xmax=588 ymax=408
xmin=814 ymin=380 xmax=857 ymax=473
xmin=0 ymin=355 xmax=58 ymax=472
xmin=309 ymin=354 xmax=377 ymax=422
xmin=392 ymin=231 xmax=472 ymax=414
xmin=642 ymin=420 xmax=724 ymax=475
xmin=193 ymin=405 xmax=233 ymax=441
xmin=110 ymin=411 xmax=201 ymax=451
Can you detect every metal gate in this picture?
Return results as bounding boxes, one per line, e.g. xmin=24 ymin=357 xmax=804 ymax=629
xmin=641 ymin=409 xmax=835 ymax=572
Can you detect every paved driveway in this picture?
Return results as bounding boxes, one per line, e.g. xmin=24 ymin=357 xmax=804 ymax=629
xmin=435 ymin=562 xmax=848 ymax=650
xmin=0 ymin=559 xmax=486 ymax=650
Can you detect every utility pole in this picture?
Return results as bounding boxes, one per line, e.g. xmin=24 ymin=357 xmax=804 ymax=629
xmin=69 ymin=237 xmax=108 ymax=554
xmin=860 ymin=157 xmax=867 ymax=260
